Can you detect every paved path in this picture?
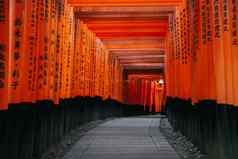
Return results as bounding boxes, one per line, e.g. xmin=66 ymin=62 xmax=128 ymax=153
xmin=63 ymin=117 xmax=180 ymax=159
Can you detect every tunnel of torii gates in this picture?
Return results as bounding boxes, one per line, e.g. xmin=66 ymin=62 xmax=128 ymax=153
xmin=0 ymin=0 xmax=238 ymax=159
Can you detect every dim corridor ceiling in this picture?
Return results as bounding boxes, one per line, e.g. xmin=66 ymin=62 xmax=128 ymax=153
xmin=69 ymin=0 xmax=182 ymax=70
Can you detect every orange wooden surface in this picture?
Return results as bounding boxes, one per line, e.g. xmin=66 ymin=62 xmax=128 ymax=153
xmin=68 ymin=0 xmax=183 ymax=7
xmin=0 ymin=0 xmax=125 ymax=109
xmin=127 ymin=74 xmax=165 ymax=112
xmin=1 ymin=0 xmax=238 ymax=109
xmin=165 ymin=0 xmax=238 ymax=106
xmin=0 ymin=0 xmax=10 ymax=110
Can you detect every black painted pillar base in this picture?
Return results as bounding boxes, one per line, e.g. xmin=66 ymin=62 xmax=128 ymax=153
xmin=166 ymin=97 xmax=238 ymax=159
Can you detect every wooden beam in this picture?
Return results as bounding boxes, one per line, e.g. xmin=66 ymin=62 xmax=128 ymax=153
xmin=75 ymin=6 xmax=175 ymax=13
xmin=95 ymin=32 xmax=166 ymax=39
xmin=128 ymin=74 xmax=163 ymax=79
xmin=119 ymin=58 xmax=164 ymax=64
xmin=122 ymin=63 xmax=164 ymax=67
xmin=123 ymin=65 xmax=164 ymax=70
xmin=103 ymin=38 xmax=165 ymax=45
xmin=87 ymin=23 xmax=168 ymax=30
xmin=76 ymin=12 xmax=173 ymax=19
xmin=109 ymin=49 xmax=165 ymax=55
xmin=105 ymin=42 xmax=165 ymax=49
xmin=117 ymin=55 xmax=165 ymax=59
xmin=92 ymin=28 xmax=167 ymax=33
xmin=69 ymin=1 xmax=182 ymax=7
xmin=124 ymin=69 xmax=164 ymax=77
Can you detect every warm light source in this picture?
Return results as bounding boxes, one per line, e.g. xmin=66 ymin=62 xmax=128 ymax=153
xmin=159 ymin=79 xmax=164 ymax=84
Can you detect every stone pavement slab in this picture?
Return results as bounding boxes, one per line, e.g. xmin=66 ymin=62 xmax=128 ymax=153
xmin=63 ymin=117 xmax=180 ymax=159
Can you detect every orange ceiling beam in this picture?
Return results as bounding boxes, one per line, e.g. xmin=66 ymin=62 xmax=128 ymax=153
xmin=85 ymin=19 xmax=168 ymax=39
xmin=119 ymin=59 xmax=164 ymax=64
xmin=110 ymin=51 xmax=165 ymax=58
xmin=77 ymin=17 xmax=169 ymax=21
xmin=109 ymin=49 xmax=164 ymax=54
xmin=68 ymin=0 xmax=181 ymax=3
xmin=95 ymin=32 xmax=167 ymax=39
xmin=87 ymin=27 xmax=167 ymax=32
xmin=92 ymin=28 xmax=167 ymax=33
xmin=123 ymin=63 xmax=164 ymax=70
xmin=122 ymin=63 xmax=164 ymax=65
xmin=124 ymin=66 xmax=164 ymax=70
xmin=80 ymin=23 xmax=168 ymax=40
xmin=84 ymin=19 xmax=168 ymax=24
xmin=68 ymin=0 xmax=182 ymax=7
xmin=75 ymin=6 xmax=175 ymax=12
xmin=70 ymin=0 xmax=174 ymax=70
xmin=117 ymin=55 xmax=164 ymax=59
xmin=103 ymin=38 xmax=165 ymax=44
xmin=128 ymin=74 xmax=163 ymax=79
xmin=86 ymin=22 xmax=168 ymax=28
xmin=105 ymin=42 xmax=165 ymax=49
xmin=75 ymin=6 xmax=173 ymax=20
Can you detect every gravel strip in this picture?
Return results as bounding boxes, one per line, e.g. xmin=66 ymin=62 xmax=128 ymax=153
xmin=41 ymin=119 xmax=113 ymax=159
xmin=159 ymin=118 xmax=207 ymax=159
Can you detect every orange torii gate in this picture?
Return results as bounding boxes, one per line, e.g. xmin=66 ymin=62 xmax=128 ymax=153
xmin=165 ymin=0 xmax=238 ymax=106
xmin=127 ymin=74 xmax=165 ymax=113
xmin=0 ymin=0 xmax=124 ymax=110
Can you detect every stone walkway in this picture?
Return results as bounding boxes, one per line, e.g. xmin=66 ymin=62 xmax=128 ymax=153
xmin=63 ymin=117 xmax=180 ymax=159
